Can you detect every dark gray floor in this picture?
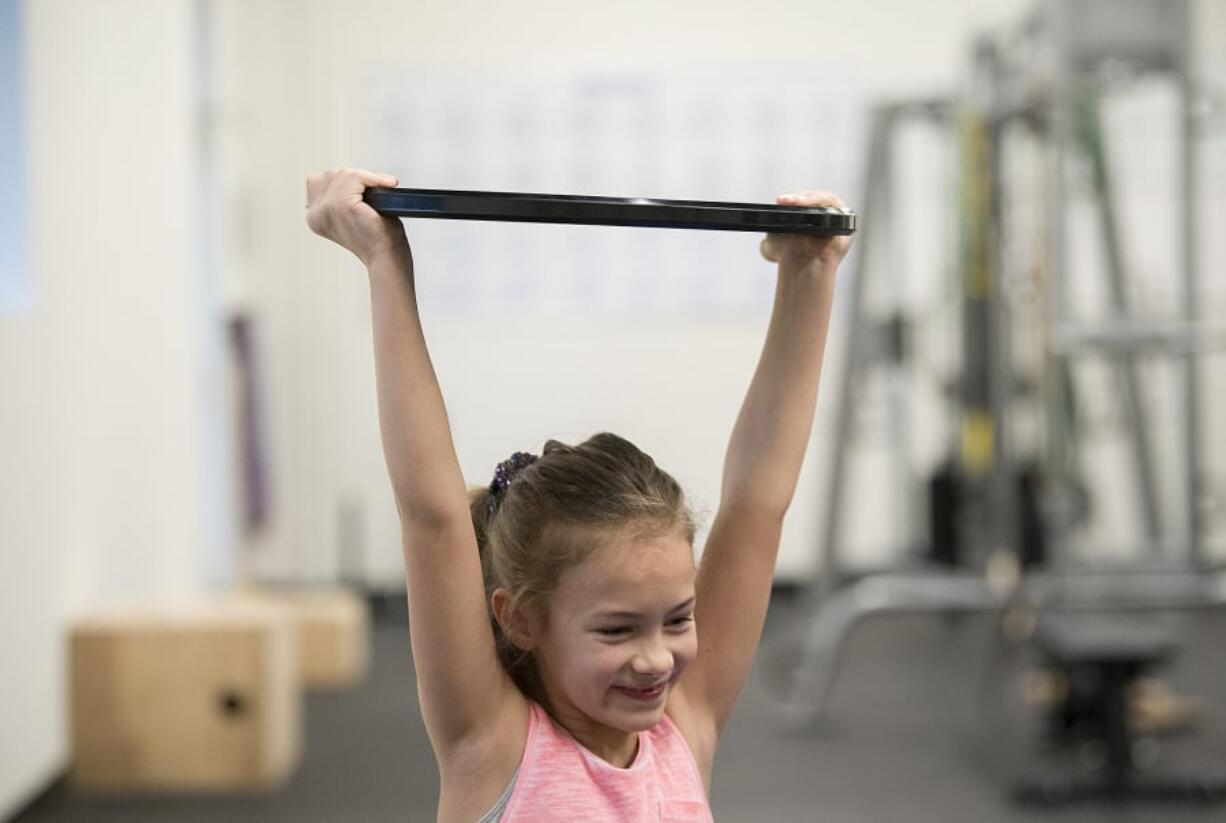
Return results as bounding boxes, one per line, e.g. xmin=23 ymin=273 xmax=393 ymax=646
xmin=15 ymin=592 xmax=1226 ymax=822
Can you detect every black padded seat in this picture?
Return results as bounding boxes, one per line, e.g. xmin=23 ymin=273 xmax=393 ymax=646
xmin=1014 ymin=614 xmax=1226 ymax=805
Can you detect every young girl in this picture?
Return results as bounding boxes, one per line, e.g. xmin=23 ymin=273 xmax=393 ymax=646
xmin=306 ymin=169 xmax=851 ymax=822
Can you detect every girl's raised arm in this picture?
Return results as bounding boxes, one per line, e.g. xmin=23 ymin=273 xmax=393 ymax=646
xmin=680 ymin=191 xmax=852 ymax=736
xmin=306 ymin=169 xmax=513 ymax=755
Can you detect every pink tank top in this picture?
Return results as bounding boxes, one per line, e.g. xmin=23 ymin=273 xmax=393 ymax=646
xmin=496 ymin=701 xmax=713 ymax=822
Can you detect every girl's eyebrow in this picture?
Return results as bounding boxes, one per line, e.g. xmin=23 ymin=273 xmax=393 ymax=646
xmin=671 ymin=596 xmax=697 ymax=613
xmin=593 ymin=597 xmax=696 ymax=620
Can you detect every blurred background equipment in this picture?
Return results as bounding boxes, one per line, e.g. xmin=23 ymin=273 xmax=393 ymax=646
xmin=768 ymin=0 xmax=1226 ymax=805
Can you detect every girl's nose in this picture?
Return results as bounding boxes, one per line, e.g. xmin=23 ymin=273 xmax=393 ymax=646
xmin=631 ymin=639 xmax=673 ymax=676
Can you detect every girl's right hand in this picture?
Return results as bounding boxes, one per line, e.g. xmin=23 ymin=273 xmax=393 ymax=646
xmin=306 ymin=168 xmax=408 ymax=267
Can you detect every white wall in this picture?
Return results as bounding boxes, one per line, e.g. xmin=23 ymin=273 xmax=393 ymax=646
xmin=0 ymin=0 xmax=226 ymax=816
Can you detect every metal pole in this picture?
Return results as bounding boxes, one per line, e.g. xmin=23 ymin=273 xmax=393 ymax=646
xmin=815 ymin=104 xmax=894 ymax=597
xmin=1076 ymin=85 xmax=1164 ymax=545
xmin=1045 ymin=11 xmax=1073 ymax=568
xmin=987 ymin=109 xmax=1018 ymax=572
xmin=1180 ymin=29 xmax=1203 ymax=565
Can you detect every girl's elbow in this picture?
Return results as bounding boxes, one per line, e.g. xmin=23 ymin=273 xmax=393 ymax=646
xmin=395 ymin=494 xmax=470 ymax=533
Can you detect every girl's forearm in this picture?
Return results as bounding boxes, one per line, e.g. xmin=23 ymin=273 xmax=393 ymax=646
xmin=367 ymin=247 xmax=470 ymax=527
xmin=721 ymin=261 xmax=838 ymax=515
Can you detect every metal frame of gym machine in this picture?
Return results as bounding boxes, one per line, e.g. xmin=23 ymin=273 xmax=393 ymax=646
xmin=774 ymin=0 xmax=1226 ymax=727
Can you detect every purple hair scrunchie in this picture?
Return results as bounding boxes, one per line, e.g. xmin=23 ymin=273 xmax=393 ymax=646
xmin=487 ymin=451 xmax=538 ymax=515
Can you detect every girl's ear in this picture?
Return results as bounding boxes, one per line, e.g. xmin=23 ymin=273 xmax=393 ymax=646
xmin=492 ymin=588 xmax=538 ymax=651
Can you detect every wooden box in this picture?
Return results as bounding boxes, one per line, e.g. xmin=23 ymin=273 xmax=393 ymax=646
xmin=69 ymin=600 xmax=301 ymax=792
xmin=242 ymin=587 xmax=370 ymax=690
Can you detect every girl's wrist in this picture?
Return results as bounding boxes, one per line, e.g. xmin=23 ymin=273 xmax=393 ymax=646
xmin=366 ymin=243 xmax=414 ymax=278
xmin=778 ymin=257 xmax=840 ymax=282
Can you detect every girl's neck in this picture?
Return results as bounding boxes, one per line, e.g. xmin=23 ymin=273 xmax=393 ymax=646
xmin=537 ymin=695 xmax=640 ymax=768
xmin=570 ymin=724 xmax=640 ymax=769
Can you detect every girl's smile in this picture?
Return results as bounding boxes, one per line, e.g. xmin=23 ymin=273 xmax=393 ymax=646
xmin=613 ymin=682 xmax=667 ymax=702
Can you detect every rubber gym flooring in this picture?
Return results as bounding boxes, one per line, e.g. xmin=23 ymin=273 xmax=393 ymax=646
xmin=16 ymin=590 xmax=1226 ymax=822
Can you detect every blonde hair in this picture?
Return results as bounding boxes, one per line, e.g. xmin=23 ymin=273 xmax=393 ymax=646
xmin=469 ymin=432 xmax=696 ymax=699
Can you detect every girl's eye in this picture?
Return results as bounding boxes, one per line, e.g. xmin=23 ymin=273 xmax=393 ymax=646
xmin=669 ymin=616 xmax=695 ymax=630
xmin=597 ymin=626 xmax=631 ymax=637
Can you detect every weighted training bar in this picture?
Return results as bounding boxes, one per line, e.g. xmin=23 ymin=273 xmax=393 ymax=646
xmin=363 ymin=187 xmax=857 ymax=236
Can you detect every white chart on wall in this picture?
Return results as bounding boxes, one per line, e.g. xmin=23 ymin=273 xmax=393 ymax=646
xmin=363 ymin=63 xmax=866 ymax=316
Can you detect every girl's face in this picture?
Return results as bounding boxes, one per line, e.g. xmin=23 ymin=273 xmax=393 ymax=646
xmin=531 ymin=529 xmax=698 ymax=755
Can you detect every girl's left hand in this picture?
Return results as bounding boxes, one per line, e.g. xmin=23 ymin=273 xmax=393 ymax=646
xmin=760 ymin=190 xmax=853 ymax=272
